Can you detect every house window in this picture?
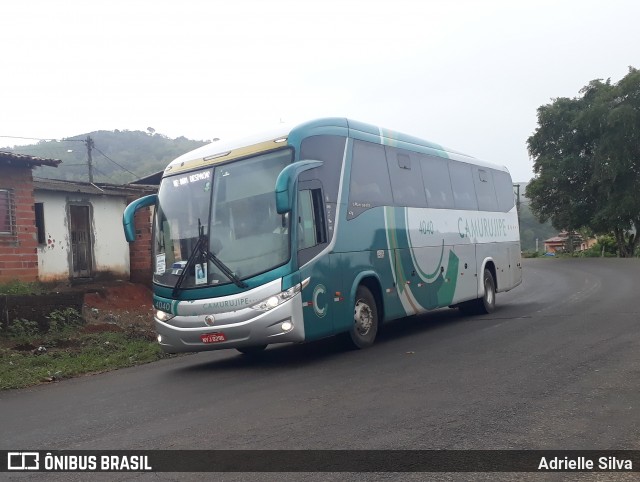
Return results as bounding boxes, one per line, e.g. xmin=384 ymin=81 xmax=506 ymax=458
xmin=35 ymin=202 xmax=45 ymax=244
xmin=0 ymin=189 xmax=15 ymax=235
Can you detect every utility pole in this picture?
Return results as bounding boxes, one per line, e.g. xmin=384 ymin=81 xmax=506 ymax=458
xmin=514 ymin=183 xmax=521 ymax=213
xmin=86 ymin=135 xmax=94 ymax=183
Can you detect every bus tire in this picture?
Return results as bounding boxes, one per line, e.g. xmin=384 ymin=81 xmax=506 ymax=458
xmin=479 ymin=268 xmax=496 ymax=314
xmin=460 ymin=269 xmax=496 ymax=315
xmin=348 ymin=285 xmax=378 ymax=349
xmin=236 ymin=345 xmax=267 ymax=355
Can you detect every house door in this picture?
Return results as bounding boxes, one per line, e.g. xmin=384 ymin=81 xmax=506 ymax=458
xmin=69 ymin=205 xmax=93 ymax=278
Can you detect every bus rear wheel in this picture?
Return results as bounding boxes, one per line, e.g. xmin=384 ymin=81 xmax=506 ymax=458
xmin=460 ymin=269 xmax=496 ymax=315
xmin=480 ymin=269 xmax=496 ymax=314
xmin=348 ymin=286 xmax=378 ymax=349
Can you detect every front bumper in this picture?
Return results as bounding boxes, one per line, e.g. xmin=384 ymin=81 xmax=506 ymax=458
xmin=155 ymin=293 xmax=305 ymax=353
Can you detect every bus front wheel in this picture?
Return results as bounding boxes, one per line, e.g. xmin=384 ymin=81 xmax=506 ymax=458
xmin=348 ymin=285 xmax=379 ymax=349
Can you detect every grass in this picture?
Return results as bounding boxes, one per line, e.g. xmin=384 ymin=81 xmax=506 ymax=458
xmin=0 ymin=280 xmax=46 ymax=295
xmin=0 ymin=314 xmax=168 ymax=390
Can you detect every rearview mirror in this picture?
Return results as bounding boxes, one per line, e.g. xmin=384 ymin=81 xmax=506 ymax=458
xmin=123 ymin=194 xmax=157 ymax=242
xmin=274 ymin=160 xmax=323 ymax=214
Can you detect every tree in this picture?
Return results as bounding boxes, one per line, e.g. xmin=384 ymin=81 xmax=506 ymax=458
xmin=526 ymin=67 xmax=640 ymax=257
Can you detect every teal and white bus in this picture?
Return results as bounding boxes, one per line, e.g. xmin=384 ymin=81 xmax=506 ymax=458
xmin=123 ymin=118 xmax=522 ymax=354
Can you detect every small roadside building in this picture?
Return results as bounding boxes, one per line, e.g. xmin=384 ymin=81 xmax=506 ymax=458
xmin=543 ymin=231 xmax=597 ymax=254
xmin=543 ymin=235 xmax=567 ymax=254
xmin=33 ymin=178 xmax=156 ymax=283
xmin=0 ymin=150 xmax=156 ymax=285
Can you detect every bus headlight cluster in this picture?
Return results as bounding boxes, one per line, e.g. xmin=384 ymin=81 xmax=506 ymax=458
xmin=250 ymin=278 xmax=310 ymax=312
xmin=155 ymin=310 xmax=175 ymax=322
xmin=251 ymin=285 xmax=299 ymax=311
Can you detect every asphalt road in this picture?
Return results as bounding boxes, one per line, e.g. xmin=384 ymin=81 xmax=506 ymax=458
xmin=2 ymin=258 xmax=640 ymax=478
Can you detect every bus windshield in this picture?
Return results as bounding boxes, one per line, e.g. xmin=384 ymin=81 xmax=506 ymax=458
xmin=153 ymin=149 xmax=292 ymax=289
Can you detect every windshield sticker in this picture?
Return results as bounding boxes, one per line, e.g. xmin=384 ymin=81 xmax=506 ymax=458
xmin=171 ymin=260 xmax=187 ymax=276
xmin=195 ymin=263 xmax=207 ymax=285
xmin=155 ymin=254 xmax=166 ymax=275
xmin=172 ymin=170 xmax=211 ymax=188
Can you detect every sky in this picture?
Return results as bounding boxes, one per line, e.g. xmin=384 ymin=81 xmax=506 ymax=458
xmin=1 ymin=0 xmax=639 ymax=182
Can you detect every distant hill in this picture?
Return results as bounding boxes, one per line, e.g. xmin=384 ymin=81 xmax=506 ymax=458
xmin=1 ymin=130 xmax=208 ymax=184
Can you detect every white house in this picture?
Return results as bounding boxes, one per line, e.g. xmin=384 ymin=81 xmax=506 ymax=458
xmin=33 ymin=178 xmax=155 ymax=282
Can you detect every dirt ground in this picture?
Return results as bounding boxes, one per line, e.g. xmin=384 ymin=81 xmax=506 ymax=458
xmin=79 ymin=281 xmax=155 ymax=330
xmin=0 ymin=280 xmax=157 ymax=356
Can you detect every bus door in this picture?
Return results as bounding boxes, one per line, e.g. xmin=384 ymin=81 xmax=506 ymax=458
xmin=296 ymin=180 xmax=337 ymax=339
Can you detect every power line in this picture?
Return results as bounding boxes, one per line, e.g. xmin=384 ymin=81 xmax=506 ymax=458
xmin=0 ymin=135 xmax=58 ymax=142
xmin=0 ymin=135 xmax=86 ymax=143
xmin=92 ymin=145 xmax=138 ymax=178
xmin=2 ymin=133 xmax=139 ymax=182
xmin=91 ymin=165 xmax=119 ymax=183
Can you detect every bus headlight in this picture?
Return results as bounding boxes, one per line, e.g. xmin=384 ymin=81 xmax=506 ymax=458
xmin=251 ymin=278 xmax=310 ymax=311
xmin=156 ymin=310 xmax=175 ymax=322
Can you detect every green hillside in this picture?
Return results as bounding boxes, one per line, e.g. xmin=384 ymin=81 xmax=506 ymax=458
xmin=2 ymin=130 xmax=208 ymax=184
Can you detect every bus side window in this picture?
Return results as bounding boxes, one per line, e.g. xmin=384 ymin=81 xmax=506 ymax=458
xmin=298 ymin=190 xmax=317 ymax=250
xmin=348 ymin=140 xmax=393 ymax=219
xmin=298 ymin=185 xmax=328 ymax=265
xmin=493 ymin=170 xmax=516 ymax=212
xmin=386 ymin=147 xmax=427 ymax=208
xmin=420 ymin=155 xmax=454 ymax=209
xmin=473 ymin=168 xmax=499 ymax=211
xmin=448 ymin=161 xmax=479 ymax=211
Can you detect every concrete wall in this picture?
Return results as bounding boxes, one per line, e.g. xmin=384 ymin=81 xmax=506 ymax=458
xmin=0 ymin=292 xmax=84 ymax=332
xmin=34 ymin=191 xmax=131 ymax=282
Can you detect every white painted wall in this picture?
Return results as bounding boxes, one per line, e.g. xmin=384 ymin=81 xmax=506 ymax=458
xmin=34 ymin=191 xmax=131 ymax=281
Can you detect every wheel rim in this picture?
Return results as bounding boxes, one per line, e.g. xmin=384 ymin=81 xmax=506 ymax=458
xmin=354 ymin=299 xmax=373 ymax=336
xmin=485 ymin=278 xmax=494 ymax=306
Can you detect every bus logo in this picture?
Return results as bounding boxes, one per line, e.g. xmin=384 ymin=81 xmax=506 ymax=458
xmin=312 ymin=284 xmax=327 ymax=318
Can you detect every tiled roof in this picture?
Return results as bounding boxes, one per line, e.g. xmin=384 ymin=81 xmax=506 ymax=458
xmin=544 ymin=236 xmax=567 ymax=243
xmin=129 ymin=170 xmax=162 ymax=186
xmin=0 ymin=151 xmax=61 ymax=168
xmin=33 ymin=178 xmax=156 ymax=196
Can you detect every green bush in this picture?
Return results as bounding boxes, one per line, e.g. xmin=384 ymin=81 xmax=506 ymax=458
xmin=582 ymin=235 xmax=618 ymax=257
xmin=522 ymin=251 xmax=540 ymax=258
xmin=7 ymin=318 xmax=40 ymax=340
xmin=47 ymin=308 xmax=83 ymax=333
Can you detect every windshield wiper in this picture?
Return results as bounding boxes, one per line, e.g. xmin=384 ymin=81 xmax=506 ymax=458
xmin=202 ymin=238 xmax=248 ymax=289
xmin=172 ymin=225 xmax=247 ymax=296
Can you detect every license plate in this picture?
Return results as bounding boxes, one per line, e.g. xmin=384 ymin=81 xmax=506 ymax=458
xmin=201 ymin=332 xmax=226 ymax=343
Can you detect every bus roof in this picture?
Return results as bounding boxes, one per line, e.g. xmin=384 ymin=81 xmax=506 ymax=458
xmin=162 ymin=118 xmax=510 ymax=177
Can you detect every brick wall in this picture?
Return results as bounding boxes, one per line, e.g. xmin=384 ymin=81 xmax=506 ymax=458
xmin=129 ymin=203 xmax=153 ymax=285
xmin=0 ymin=166 xmax=38 ymax=283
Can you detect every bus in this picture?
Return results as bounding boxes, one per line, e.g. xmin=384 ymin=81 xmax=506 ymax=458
xmin=123 ymin=118 xmax=522 ymax=354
